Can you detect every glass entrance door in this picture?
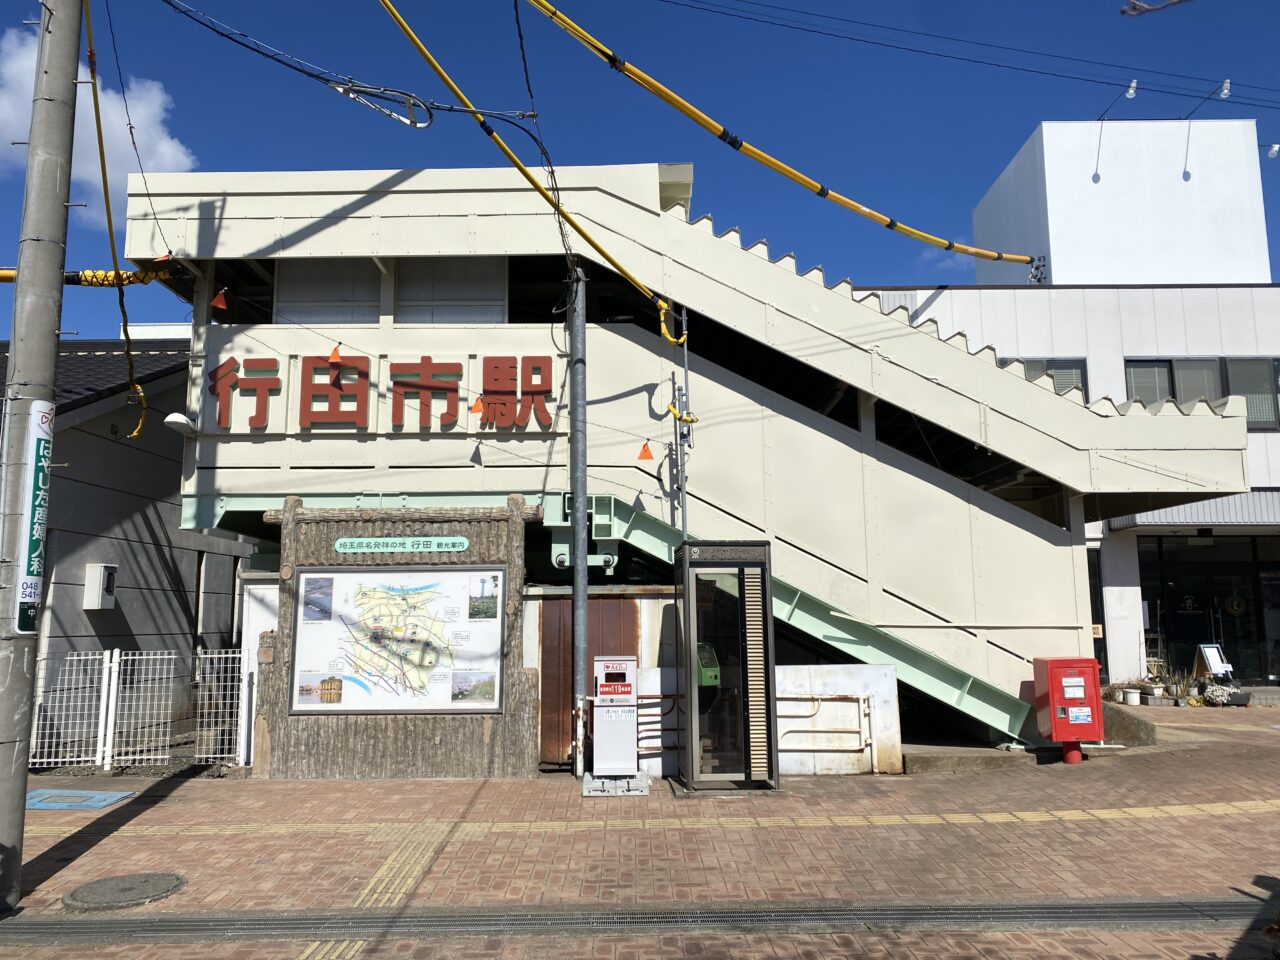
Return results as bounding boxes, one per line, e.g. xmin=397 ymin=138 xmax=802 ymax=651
xmin=693 ymin=572 xmax=746 ymax=778
xmin=1163 ymin=571 xmax=1264 ymax=680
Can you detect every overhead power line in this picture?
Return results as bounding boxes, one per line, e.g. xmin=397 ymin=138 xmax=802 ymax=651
xmin=83 ymin=0 xmax=149 ymax=439
xmin=523 ymin=0 xmax=1036 ymax=266
xmin=723 ymin=0 xmax=1280 ymax=97
xmin=512 ymin=0 xmax=577 ymax=283
xmin=375 ymin=0 xmax=683 ymax=343
xmin=154 ymin=0 xmax=534 ymax=127
xmin=648 ymin=0 xmax=1280 ymax=113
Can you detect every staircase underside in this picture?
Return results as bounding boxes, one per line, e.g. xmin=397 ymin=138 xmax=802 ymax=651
xmin=545 ymin=493 xmax=1033 ymax=743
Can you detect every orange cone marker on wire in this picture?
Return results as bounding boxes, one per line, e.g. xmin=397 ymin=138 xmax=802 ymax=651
xmin=470 ymin=397 xmax=484 ymax=414
xmin=328 ymin=344 xmax=342 ymax=364
xmin=209 ymin=287 xmax=228 ymax=311
xmin=637 ymin=441 xmax=655 ymax=461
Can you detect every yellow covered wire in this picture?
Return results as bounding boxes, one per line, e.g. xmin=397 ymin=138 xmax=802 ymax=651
xmin=523 ymin=0 xmax=1035 ymax=266
xmin=667 ymin=402 xmax=698 ymax=424
xmin=71 ymin=269 xmax=171 ymax=286
xmin=376 ymin=0 xmax=685 ymax=344
xmin=82 ymin=0 xmax=147 ymax=438
xmin=0 ymin=268 xmax=171 ymax=285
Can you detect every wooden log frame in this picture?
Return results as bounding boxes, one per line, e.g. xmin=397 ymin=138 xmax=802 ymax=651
xmin=256 ymin=494 xmax=540 ymax=779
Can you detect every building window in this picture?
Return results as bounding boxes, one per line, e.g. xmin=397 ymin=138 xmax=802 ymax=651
xmin=1124 ymin=360 xmax=1172 ymax=407
xmin=1124 ymin=358 xmax=1280 ymax=430
xmin=1225 ymin=359 xmax=1280 ymax=429
xmin=395 ymin=257 xmax=507 ymax=324
xmin=275 ymin=258 xmax=380 ymax=325
xmin=999 ymin=357 xmax=1089 ymax=398
xmin=1124 ymin=358 xmax=1224 ymax=406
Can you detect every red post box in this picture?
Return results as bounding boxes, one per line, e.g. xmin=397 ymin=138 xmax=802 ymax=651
xmin=1033 ymin=657 xmax=1103 ymax=764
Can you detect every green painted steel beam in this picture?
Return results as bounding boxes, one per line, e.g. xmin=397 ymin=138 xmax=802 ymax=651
xmin=572 ymin=493 xmax=1032 ymax=743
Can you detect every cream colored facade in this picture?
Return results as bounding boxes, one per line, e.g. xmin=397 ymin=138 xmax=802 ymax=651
xmin=125 ymin=163 xmax=1250 ymax=740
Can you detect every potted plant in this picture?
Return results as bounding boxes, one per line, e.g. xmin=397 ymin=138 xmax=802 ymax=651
xmin=1203 ymin=683 xmax=1231 ymax=706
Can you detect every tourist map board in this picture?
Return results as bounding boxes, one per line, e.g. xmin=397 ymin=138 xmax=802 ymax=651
xmin=290 ymin=567 xmax=504 ymax=714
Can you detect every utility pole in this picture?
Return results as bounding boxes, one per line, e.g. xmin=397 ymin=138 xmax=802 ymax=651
xmin=569 ymin=268 xmax=588 ymax=778
xmin=0 ymin=0 xmax=80 ymax=911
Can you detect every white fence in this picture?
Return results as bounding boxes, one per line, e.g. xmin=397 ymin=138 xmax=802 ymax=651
xmin=29 ymin=651 xmax=109 ymax=768
xmin=31 ymin=648 xmax=251 ymax=770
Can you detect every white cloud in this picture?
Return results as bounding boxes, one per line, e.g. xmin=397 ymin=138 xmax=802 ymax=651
xmin=916 ymin=241 xmax=976 ymax=277
xmin=0 ymin=26 xmax=195 ymax=231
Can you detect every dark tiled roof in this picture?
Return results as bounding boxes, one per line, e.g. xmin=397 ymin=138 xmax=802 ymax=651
xmin=0 ymin=339 xmax=189 ymax=412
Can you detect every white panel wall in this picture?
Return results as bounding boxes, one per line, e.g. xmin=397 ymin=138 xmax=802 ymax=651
xmin=973 ymin=126 xmax=1051 ymax=285
xmin=974 ymin=120 xmax=1270 ymax=286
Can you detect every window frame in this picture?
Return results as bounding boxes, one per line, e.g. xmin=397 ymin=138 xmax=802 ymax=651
xmin=1124 ymin=357 xmax=1280 ymax=432
xmin=997 ymin=356 xmax=1090 ymax=400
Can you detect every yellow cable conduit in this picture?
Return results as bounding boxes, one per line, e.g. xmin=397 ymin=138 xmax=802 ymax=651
xmin=83 ymin=0 xmax=147 ymax=438
xmin=377 ymin=0 xmax=686 ymax=346
xmin=0 ymin=269 xmax=173 ymax=285
xmin=523 ymin=0 xmax=1034 ymax=266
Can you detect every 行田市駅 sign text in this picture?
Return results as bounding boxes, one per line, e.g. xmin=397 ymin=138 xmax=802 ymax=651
xmin=206 ymin=354 xmax=557 ymax=433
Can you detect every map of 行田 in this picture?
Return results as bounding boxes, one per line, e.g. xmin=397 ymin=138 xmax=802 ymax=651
xmin=343 ymin=584 xmax=453 ymax=696
xmin=293 ymin=568 xmax=504 ymax=713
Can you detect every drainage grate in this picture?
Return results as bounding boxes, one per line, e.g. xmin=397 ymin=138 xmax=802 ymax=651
xmin=0 ymin=897 xmax=1271 ymax=944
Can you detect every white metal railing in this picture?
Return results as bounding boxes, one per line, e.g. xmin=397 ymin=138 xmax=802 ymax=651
xmin=29 ymin=652 xmax=109 ymax=768
xmin=105 ymin=651 xmax=184 ymax=768
xmin=30 ymin=647 xmax=251 ymax=770
xmin=195 ymin=649 xmax=242 ymax=763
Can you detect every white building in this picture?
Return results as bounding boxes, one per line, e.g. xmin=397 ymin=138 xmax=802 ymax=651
xmin=973 ymin=120 xmax=1271 ymax=286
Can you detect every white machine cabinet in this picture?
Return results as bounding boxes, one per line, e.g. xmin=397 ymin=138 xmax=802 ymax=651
xmin=591 ymin=656 xmax=638 ymax=777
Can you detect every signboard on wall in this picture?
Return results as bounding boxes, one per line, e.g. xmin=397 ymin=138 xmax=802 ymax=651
xmin=290 ymin=566 xmax=505 ymax=714
xmin=206 ymin=353 xmax=557 ymax=435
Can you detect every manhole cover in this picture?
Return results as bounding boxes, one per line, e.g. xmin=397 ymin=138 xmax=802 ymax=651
xmin=63 ymin=873 xmax=186 ymax=911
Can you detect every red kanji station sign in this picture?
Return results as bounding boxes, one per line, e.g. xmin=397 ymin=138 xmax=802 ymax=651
xmin=205 ymin=353 xmax=557 ymax=434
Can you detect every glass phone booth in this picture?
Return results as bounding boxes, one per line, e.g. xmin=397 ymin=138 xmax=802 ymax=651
xmin=674 ymin=541 xmax=779 ymax=790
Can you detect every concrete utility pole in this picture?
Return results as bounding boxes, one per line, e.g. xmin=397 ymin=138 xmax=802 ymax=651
xmin=569 ymin=268 xmax=588 ymax=778
xmin=0 ymin=0 xmax=80 ymax=911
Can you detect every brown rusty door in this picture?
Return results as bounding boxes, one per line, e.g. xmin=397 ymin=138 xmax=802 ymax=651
xmin=539 ymin=596 xmax=640 ymax=765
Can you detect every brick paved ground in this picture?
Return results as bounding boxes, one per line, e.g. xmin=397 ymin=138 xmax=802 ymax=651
xmin=12 ymin=929 xmax=1280 ymax=960
xmin=9 ymin=703 xmax=1280 ymax=959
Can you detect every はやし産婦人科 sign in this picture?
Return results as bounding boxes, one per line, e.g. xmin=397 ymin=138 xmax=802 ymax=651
xmin=13 ymin=400 xmax=55 ymax=633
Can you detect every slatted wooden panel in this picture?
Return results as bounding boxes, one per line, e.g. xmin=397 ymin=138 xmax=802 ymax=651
xmin=539 ymin=596 xmax=640 ymax=765
xmin=743 ymin=570 xmax=771 ymax=779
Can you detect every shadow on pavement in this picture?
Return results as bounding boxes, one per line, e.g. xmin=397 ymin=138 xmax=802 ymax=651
xmin=1192 ymin=874 xmax=1279 ymax=960
xmin=18 ymin=770 xmax=202 ymax=899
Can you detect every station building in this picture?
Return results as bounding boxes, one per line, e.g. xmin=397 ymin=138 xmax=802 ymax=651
xmin=121 ymin=160 xmax=1250 ymax=779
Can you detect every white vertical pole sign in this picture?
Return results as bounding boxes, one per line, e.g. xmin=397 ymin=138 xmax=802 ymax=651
xmin=13 ymin=400 xmax=55 ymax=633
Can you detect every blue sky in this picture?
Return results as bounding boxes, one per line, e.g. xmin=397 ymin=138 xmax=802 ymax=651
xmin=2 ymin=0 xmax=1279 ymax=339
